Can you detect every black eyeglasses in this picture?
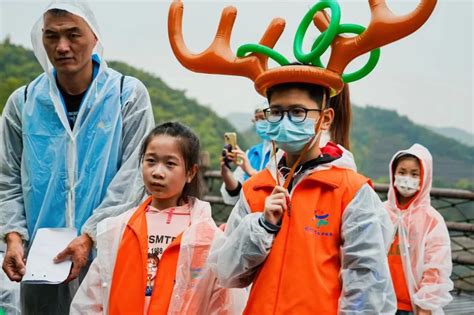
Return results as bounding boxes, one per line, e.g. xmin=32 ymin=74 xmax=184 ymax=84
xmin=263 ymin=107 xmax=321 ymax=123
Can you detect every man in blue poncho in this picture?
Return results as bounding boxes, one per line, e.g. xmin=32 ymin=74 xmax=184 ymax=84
xmin=0 ymin=1 xmax=154 ymax=313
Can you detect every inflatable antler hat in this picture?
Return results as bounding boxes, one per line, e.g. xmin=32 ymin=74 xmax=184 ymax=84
xmin=168 ymin=0 xmax=437 ymax=97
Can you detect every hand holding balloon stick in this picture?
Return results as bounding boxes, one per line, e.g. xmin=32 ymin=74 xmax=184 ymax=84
xmin=264 ymin=185 xmax=290 ymax=225
xmin=272 ymin=141 xmax=292 ymax=216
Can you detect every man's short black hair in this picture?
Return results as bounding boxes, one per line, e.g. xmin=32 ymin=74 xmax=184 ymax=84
xmin=45 ymin=8 xmax=70 ymax=17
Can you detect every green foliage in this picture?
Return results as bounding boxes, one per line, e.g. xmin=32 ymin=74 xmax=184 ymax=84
xmin=0 ymin=41 xmax=42 ymax=112
xmin=454 ymin=178 xmax=474 ymax=191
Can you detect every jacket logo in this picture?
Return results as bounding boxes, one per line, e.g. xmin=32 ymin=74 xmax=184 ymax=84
xmin=304 ymin=211 xmax=333 ymax=237
xmin=314 ymin=212 xmax=329 ymax=228
xmin=191 ymin=267 xmax=202 ymax=279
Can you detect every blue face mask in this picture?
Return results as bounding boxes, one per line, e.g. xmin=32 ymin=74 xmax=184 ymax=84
xmin=267 ymin=116 xmax=317 ymax=153
xmin=255 ymin=120 xmax=271 ymax=141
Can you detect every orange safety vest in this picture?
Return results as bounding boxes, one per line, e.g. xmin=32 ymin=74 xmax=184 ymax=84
xmin=108 ymin=197 xmax=228 ymax=314
xmin=242 ymin=166 xmax=369 ymax=315
xmin=109 ymin=197 xmax=181 ymax=314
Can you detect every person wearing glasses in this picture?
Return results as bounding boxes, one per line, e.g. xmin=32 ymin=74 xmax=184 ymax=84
xmin=210 ymin=81 xmax=395 ymax=314
xmin=220 ymin=85 xmax=355 ymax=206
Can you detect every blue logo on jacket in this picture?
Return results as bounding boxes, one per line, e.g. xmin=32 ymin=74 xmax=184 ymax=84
xmin=315 ymin=212 xmax=329 ymax=228
xmin=304 ymin=211 xmax=333 ymax=237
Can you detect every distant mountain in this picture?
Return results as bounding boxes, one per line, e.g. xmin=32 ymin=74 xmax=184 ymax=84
xmin=225 ymin=112 xmax=253 ymax=132
xmin=427 ymin=126 xmax=473 ymax=147
xmin=351 ymin=106 xmax=473 ymax=187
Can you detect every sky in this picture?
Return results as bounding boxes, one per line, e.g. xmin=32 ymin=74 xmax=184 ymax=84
xmin=1 ymin=0 xmax=473 ymax=134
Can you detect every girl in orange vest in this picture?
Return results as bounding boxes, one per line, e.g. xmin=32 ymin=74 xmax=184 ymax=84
xmin=385 ymin=144 xmax=453 ymax=315
xmin=71 ymin=122 xmax=246 ymax=314
xmin=209 ymin=81 xmax=396 ymax=314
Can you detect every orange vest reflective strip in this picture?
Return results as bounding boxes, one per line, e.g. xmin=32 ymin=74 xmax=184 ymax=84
xmin=242 ymin=167 xmax=368 ymax=314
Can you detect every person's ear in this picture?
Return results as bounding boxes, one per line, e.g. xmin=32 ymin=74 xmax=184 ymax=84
xmin=320 ymin=108 xmax=334 ymax=131
xmin=186 ymin=164 xmax=199 ymax=183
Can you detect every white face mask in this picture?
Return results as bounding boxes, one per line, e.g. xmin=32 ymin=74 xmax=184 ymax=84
xmin=394 ymin=175 xmax=420 ymax=197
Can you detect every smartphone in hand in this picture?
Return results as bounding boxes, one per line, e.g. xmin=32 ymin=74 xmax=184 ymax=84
xmin=224 ymin=132 xmax=242 ymax=165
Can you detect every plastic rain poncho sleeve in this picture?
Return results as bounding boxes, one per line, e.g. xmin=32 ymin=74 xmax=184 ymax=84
xmin=168 ymin=218 xmax=247 ymax=314
xmin=411 ymin=212 xmax=453 ymax=312
xmin=69 ymin=257 xmax=104 ymax=314
xmin=220 ymin=142 xmax=273 ymax=206
xmin=81 ymin=79 xmax=154 ymax=242
xmin=208 ymin=192 xmax=274 ymax=288
xmin=339 ymin=183 xmax=397 ymax=315
xmin=220 ymin=166 xmax=246 ymax=206
xmin=0 ymin=87 xmax=28 ymax=241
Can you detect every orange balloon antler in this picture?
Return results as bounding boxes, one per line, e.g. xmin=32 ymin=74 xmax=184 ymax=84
xmin=168 ymin=0 xmax=285 ymax=82
xmin=314 ymin=0 xmax=437 ymax=74
xmin=168 ymin=0 xmax=438 ymax=96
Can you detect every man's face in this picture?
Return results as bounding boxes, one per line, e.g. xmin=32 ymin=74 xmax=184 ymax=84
xmin=42 ymin=12 xmax=97 ymax=76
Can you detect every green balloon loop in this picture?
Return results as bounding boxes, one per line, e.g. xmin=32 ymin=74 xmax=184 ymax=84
xmin=236 ymin=44 xmax=290 ymax=66
xmin=311 ymin=23 xmax=381 ymax=83
xmin=293 ymin=1 xmax=341 ymax=65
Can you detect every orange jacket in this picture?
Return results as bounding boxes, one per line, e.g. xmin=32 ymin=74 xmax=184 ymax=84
xmin=108 ymin=197 xmax=180 ymax=314
xmin=242 ymin=167 xmax=367 ymax=314
xmin=71 ymin=197 xmax=247 ymax=314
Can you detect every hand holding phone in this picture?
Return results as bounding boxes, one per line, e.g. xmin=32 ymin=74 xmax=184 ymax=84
xmin=224 ymin=132 xmax=242 ymax=165
xmin=221 ymin=144 xmax=233 ymax=169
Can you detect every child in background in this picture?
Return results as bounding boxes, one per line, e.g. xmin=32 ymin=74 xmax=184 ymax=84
xmin=385 ymin=144 xmax=453 ymax=315
xmin=71 ymin=122 xmax=245 ymax=314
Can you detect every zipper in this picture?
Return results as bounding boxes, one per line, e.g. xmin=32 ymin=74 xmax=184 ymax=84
xmin=66 ymin=136 xmax=76 ymax=228
xmin=63 ymin=63 xmax=104 ymax=228
xmin=272 ymin=173 xmax=307 ymax=313
xmin=271 ymin=168 xmax=328 ymax=313
xmin=272 ymin=209 xmax=292 ymax=314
